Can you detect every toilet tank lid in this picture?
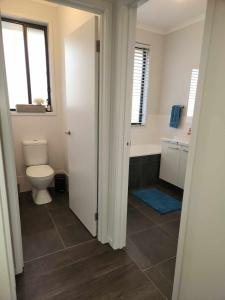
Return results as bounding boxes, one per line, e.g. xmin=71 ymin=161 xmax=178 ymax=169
xmin=23 ymin=139 xmax=47 ymax=146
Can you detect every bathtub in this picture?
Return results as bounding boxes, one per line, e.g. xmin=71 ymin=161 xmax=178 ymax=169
xmin=129 ymin=143 xmax=161 ymax=189
xmin=130 ymin=143 xmax=161 ymax=157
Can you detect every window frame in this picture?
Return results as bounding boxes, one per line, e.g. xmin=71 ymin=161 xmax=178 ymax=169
xmin=131 ymin=44 xmax=150 ymax=126
xmin=2 ymin=17 xmax=51 ymax=111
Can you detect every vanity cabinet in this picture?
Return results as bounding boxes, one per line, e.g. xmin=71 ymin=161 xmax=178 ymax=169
xmin=159 ymin=141 xmax=189 ymax=189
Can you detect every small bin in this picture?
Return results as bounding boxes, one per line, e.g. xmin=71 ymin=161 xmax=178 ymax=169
xmin=55 ymin=174 xmax=66 ymax=192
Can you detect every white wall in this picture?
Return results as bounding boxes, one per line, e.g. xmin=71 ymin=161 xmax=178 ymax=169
xmin=175 ymin=1 xmax=225 ymax=298
xmin=0 ymin=0 xmax=93 ymax=191
xmin=160 ymin=22 xmax=204 ymax=114
xmin=0 ymin=0 xmax=64 ymax=191
xmin=131 ymin=21 xmax=204 ymax=145
xmin=131 ymin=28 xmax=164 ymax=145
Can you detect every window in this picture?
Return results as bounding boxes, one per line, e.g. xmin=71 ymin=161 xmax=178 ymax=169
xmin=131 ymin=45 xmax=150 ymax=125
xmin=2 ymin=18 xmax=51 ymax=111
xmin=187 ymin=68 xmax=199 ymax=117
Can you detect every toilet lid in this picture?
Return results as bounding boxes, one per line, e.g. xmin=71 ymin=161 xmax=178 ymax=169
xmin=26 ymin=165 xmax=54 ymax=178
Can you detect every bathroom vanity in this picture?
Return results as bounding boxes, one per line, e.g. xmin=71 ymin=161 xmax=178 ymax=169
xmin=159 ymin=138 xmax=189 ymax=189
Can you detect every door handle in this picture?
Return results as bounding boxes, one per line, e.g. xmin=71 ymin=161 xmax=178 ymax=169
xmin=65 ymin=130 xmax=71 ymax=135
xmin=168 ymin=146 xmax=179 ymax=150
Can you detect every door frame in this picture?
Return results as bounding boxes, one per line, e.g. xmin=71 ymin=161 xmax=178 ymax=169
xmin=0 ymin=136 xmax=17 ymax=300
xmin=47 ymin=0 xmax=113 ymax=244
xmin=0 ymin=15 xmax=24 ymax=275
xmin=172 ymin=0 xmax=215 ymax=298
xmin=0 ymin=1 xmax=113 ymax=298
xmin=0 ymin=0 xmax=217 ymax=299
xmin=48 ymin=0 xmax=138 ymax=247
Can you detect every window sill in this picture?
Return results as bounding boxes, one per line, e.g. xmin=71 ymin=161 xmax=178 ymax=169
xmin=10 ymin=111 xmax=56 ymax=116
xmin=131 ymin=123 xmax=145 ymax=127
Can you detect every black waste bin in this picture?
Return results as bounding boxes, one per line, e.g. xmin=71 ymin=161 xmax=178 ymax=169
xmin=55 ymin=174 xmax=66 ymax=192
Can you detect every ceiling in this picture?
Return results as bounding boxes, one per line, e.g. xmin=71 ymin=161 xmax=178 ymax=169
xmin=137 ymin=0 xmax=207 ymax=34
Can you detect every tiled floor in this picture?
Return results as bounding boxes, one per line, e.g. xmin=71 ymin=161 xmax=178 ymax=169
xmin=17 ymin=184 xmax=182 ymax=299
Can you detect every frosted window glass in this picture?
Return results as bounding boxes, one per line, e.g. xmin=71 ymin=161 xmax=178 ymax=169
xmin=187 ymin=69 xmax=199 ymax=117
xmin=2 ymin=22 xmax=29 ymax=109
xmin=27 ymin=27 xmax=48 ymax=103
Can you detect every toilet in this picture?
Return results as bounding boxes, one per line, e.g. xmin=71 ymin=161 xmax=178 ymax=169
xmin=23 ymin=139 xmax=55 ymax=205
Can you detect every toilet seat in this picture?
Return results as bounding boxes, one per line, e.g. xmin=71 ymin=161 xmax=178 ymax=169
xmin=26 ymin=165 xmax=54 ymax=179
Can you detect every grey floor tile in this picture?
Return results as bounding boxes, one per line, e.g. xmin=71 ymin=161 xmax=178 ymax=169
xmin=128 ymin=194 xmax=146 ymax=208
xmin=145 ymin=267 xmax=173 ymax=299
xmin=17 ymin=252 xmax=163 ymax=300
xmin=17 ymin=248 xmax=131 ymax=300
xmin=22 ymin=228 xmax=64 ymax=261
xmin=57 ymin=221 xmax=93 ymax=247
xmin=18 ymin=185 xmax=179 ymax=299
xmin=156 ymin=257 xmax=176 ymax=283
xmin=20 ymin=206 xmax=54 ymax=236
xmin=126 ymin=226 xmax=177 ymax=270
xmin=159 ymin=219 xmax=181 ymax=240
xmin=49 ymin=207 xmax=78 ymax=228
xmin=20 ymin=240 xmax=111 ymax=279
xmin=138 ymin=204 xmax=181 ymax=225
xmin=127 ymin=205 xmax=155 ymax=235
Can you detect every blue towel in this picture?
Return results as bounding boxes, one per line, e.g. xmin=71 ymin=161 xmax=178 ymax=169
xmin=170 ymin=105 xmax=183 ymax=128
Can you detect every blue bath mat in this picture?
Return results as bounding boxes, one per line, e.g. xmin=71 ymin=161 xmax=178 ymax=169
xmin=131 ymin=188 xmax=182 ymax=214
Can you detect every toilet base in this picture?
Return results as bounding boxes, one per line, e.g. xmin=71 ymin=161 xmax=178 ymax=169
xmin=32 ymin=189 xmax=52 ymax=205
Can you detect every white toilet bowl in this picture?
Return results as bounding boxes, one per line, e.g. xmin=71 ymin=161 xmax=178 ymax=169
xmin=26 ymin=165 xmax=54 ymax=205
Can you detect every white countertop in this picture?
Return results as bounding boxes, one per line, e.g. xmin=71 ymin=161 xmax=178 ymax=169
xmin=129 ymin=138 xmax=189 ymax=158
xmin=161 ymin=137 xmax=190 ymax=147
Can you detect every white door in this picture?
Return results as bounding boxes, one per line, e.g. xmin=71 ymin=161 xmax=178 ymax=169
xmin=0 ymin=15 xmax=24 ymax=274
xmin=159 ymin=142 xmax=180 ymax=186
xmin=65 ymin=17 xmax=98 ymax=237
xmin=177 ymin=146 xmax=189 ymax=189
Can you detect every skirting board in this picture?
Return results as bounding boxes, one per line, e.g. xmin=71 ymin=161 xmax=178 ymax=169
xmin=17 ymin=170 xmax=69 ymax=193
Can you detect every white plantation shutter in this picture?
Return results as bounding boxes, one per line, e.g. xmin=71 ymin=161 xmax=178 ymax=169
xmin=131 ymin=46 xmax=150 ymax=125
xmin=187 ymin=68 xmax=199 ymax=117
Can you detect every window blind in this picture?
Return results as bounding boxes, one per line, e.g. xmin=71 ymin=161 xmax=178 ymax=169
xmin=131 ymin=46 xmax=150 ymax=125
xmin=187 ymin=68 xmax=199 ymax=117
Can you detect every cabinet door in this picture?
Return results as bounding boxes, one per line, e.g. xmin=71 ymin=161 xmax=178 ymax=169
xmin=160 ymin=142 xmax=180 ymax=186
xmin=177 ymin=147 xmax=189 ymax=189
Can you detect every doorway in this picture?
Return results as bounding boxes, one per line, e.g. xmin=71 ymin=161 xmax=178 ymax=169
xmin=125 ymin=0 xmax=207 ymax=298
xmin=0 ymin=0 xmax=102 ymax=272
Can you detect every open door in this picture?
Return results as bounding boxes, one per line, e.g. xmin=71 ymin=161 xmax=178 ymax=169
xmin=0 ymin=15 xmax=24 ymax=274
xmin=65 ymin=16 xmax=99 ymax=237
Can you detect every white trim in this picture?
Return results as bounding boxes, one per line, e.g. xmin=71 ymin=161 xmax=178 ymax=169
xmin=107 ymin=2 xmax=137 ymax=249
xmin=10 ymin=112 xmax=56 ymax=116
xmin=47 ymin=0 xmax=112 ymax=245
xmin=0 ymin=16 xmax=24 ymax=275
xmin=172 ymin=1 xmax=215 ymax=298
xmin=0 ymin=138 xmax=17 ymax=300
xmin=47 ymin=0 xmax=111 ymax=13
xmin=97 ymin=7 xmax=112 ymax=243
xmin=136 ymin=23 xmax=165 ymax=35
xmin=119 ymin=6 xmax=137 ymax=247
xmin=32 ymin=0 xmax=60 ymax=7
xmin=166 ymin=14 xmax=205 ymax=35
xmin=1 ymin=10 xmax=58 ymax=114
xmin=136 ymin=14 xmax=205 ymax=35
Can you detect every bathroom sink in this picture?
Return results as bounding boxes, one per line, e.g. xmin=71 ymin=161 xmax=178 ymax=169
xmin=161 ymin=137 xmax=189 ymax=147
